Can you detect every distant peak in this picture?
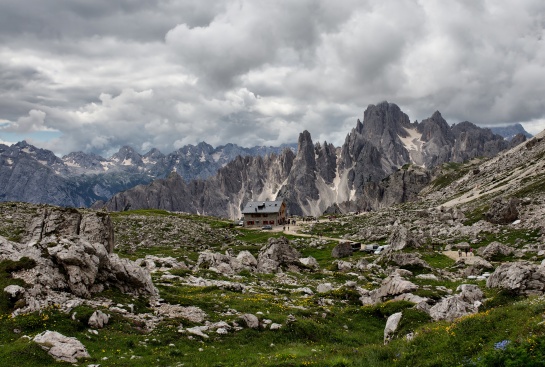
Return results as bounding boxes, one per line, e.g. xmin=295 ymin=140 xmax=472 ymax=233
xmin=431 ymin=111 xmax=442 ymax=119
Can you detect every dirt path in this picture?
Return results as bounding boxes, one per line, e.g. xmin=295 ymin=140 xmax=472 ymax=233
xmin=443 ymin=250 xmax=484 ymax=264
xmin=271 ymin=222 xmax=346 ymax=243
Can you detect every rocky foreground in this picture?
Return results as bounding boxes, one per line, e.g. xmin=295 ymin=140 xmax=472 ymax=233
xmin=0 ymin=194 xmax=543 ymax=365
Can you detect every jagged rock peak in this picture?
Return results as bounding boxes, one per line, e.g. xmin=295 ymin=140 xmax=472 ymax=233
xmin=362 ymin=101 xmax=412 ymax=140
xmin=295 ymin=130 xmax=315 ymax=165
xmin=143 ymin=147 xmax=164 ymax=159
xmin=111 ymin=145 xmax=143 ymax=165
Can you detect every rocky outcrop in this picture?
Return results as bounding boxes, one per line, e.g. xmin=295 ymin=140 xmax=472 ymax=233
xmin=256 ymin=237 xmax=302 ymax=274
xmin=384 ymin=253 xmax=431 ymax=269
xmin=0 ymin=208 xmax=157 ymax=315
xmin=196 ymin=250 xmax=257 ymax=275
xmin=478 ymin=242 xmax=514 ymax=260
xmin=485 ymin=197 xmax=520 ymax=224
xmin=315 ymin=141 xmax=337 ymax=185
xmin=486 ymin=261 xmax=545 ymax=295
xmin=33 ymin=331 xmax=90 ymax=363
xmin=277 ymin=131 xmax=320 ymax=216
xmin=331 ymin=242 xmax=353 ymax=258
xmin=451 ymin=122 xmax=509 ymax=163
xmin=428 ymin=284 xmax=483 ymax=321
xmin=417 ymin=111 xmax=455 ymax=167
xmin=360 ymin=273 xmax=419 ymax=305
xmin=388 ymin=226 xmax=422 ymax=251
xmin=154 ymin=305 xmax=207 ymax=323
xmin=25 ymin=207 xmax=115 ymax=253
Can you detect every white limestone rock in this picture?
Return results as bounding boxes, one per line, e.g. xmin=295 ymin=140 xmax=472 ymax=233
xmin=240 ymin=313 xmax=260 ymax=329
xmin=384 ymin=312 xmax=403 ymax=344
xmin=33 ymin=330 xmax=90 ymax=363
xmin=88 ymin=310 xmax=109 ymax=329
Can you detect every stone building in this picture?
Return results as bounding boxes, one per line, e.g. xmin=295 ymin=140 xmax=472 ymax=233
xmin=241 ymin=200 xmax=286 ymax=227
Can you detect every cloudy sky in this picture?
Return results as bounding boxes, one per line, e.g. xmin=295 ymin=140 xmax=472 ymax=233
xmin=1 ymin=0 xmax=545 ymax=156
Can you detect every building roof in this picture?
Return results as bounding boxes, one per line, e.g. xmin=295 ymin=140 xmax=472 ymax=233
xmin=241 ymin=200 xmax=284 ymax=214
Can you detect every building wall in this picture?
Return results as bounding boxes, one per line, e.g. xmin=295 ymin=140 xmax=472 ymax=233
xmin=242 ymin=202 xmax=286 ymax=227
xmin=243 ymin=212 xmax=280 ymax=227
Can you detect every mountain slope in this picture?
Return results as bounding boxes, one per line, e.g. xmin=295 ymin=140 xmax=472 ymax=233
xmin=102 ymin=102 xmax=520 ymax=218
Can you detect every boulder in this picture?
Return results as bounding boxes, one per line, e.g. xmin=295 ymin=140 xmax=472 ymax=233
xmin=235 ymin=251 xmax=258 ymax=269
xmin=355 ymin=259 xmax=370 ymax=270
xmin=428 ymin=284 xmax=483 ymax=321
xmin=372 ymin=274 xmax=418 ymax=303
xmin=137 ymin=256 xmax=188 ymax=272
xmin=196 ymin=251 xmax=234 ymax=274
xmin=299 ymin=256 xmax=319 ymax=269
xmin=384 ymin=312 xmax=403 ymax=344
xmin=240 ymin=313 xmax=259 ymax=329
xmin=331 ymin=242 xmax=353 ymax=258
xmin=462 ymin=258 xmax=494 ymax=277
xmin=88 ymin=310 xmax=109 ymax=329
xmin=33 ymin=330 xmax=90 ymax=363
xmin=393 ymin=293 xmax=429 ymax=305
xmin=317 ymin=283 xmax=334 ymax=294
xmin=416 ymin=274 xmax=439 ymax=281
xmin=388 ymin=226 xmax=421 ymax=251
xmin=154 ymin=305 xmax=207 ymax=323
xmin=479 ymin=242 xmax=514 ymax=260
xmin=336 ymin=260 xmax=353 ymax=272
xmin=486 ymin=261 xmax=545 ymax=295
xmin=104 ymin=254 xmax=158 ymax=297
xmin=485 ymin=197 xmax=520 ymax=224
xmin=3 ymin=284 xmax=25 ymax=299
xmin=256 ymin=237 xmax=301 ymax=273
xmin=457 ymin=284 xmax=484 ymax=304
xmin=429 ymin=296 xmax=478 ymax=322
xmin=383 ymin=253 xmax=430 ymax=269
xmin=185 ymin=326 xmax=209 ymax=338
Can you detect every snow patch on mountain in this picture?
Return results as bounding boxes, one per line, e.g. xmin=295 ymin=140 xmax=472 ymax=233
xmin=64 ymin=160 xmax=81 ymax=168
xmin=399 ymin=127 xmax=424 ymax=166
xmin=212 ymin=152 xmax=222 ymax=162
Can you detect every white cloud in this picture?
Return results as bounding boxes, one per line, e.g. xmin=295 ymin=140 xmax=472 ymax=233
xmin=0 ymin=0 xmax=544 ymax=156
xmin=0 ymin=109 xmax=56 ymax=133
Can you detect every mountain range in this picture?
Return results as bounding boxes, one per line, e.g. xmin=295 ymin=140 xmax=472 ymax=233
xmin=0 ymin=102 xmax=533 ymax=215
xmin=99 ymin=102 xmax=529 ymax=218
xmin=490 ymin=123 xmax=533 ymax=140
xmin=0 ymin=140 xmax=295 ymax=207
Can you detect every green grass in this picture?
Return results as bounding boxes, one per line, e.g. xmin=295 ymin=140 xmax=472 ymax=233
xmin=233 ymin=229 xmax=300 ymax=244
xmin=420 ymin=252 xmax=456 ymax=269
xmin=431 ymin=162 xmax=472 ymax=189
xmin=384 ymin=296 xmax=545 ymax=367
xmin=0 ymin=258 xmax=36 ymax=313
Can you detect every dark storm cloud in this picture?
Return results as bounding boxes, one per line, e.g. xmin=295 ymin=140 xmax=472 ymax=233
xmin=1 ymin=0 xmax=545 ymax=156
